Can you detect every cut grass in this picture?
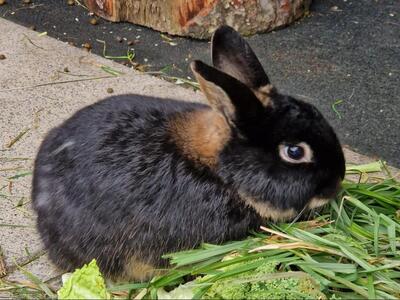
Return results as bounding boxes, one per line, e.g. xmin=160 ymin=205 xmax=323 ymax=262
xmin=143 ymin=65 xmax=200 ymax=90
xmin=5 ymin=128 xmax=31 ymax=149
xmin=332 ymin=99 xmax=344 ymax=119
xmin=13 ymin=260 xmax=56 ymax=299
xmin=0 ymin=75 xmax=114 ymax=93
xmin=7 ymin=171 xmax=32 ymax=180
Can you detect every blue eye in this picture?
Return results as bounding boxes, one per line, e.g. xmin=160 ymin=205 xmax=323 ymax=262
xmin=279 ymin=142 xmax=313 ymax=164
xmin=286 ymin=145 xmax=304 ymax=160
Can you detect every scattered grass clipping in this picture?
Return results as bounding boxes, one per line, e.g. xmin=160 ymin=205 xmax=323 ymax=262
xmin=5 ymin=128 xmax=30 ymax=149
xmin=332 ymin=99 xmax=344 ymax=119
xmin=0 ymin=246 xmax=6 ymax=277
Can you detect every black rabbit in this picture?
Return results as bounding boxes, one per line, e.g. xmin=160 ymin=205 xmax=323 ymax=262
xmin=32 ymin=26 xmax=345 ymax=281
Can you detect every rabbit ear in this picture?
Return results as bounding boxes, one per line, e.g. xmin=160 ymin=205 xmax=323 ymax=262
xmin=212 ymin=26 xmax=270 ymax=90
xmin=191 ymin=60 xmax=264 ymax=123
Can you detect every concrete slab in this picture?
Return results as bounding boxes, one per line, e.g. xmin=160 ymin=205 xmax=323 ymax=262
xmin=0 ymin=17 xmax=397 ymax=296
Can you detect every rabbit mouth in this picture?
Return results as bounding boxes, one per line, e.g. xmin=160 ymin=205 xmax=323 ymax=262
xmin=307 ymin=197 xmax=331 ymax=210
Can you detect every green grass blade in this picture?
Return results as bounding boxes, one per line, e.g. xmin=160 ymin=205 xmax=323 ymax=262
xmin=367 ymin=274 xmax=376 ymax=299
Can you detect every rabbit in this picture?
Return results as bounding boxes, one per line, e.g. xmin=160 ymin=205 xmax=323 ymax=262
xmin=32 ymin=25 xmax=345 ymax=281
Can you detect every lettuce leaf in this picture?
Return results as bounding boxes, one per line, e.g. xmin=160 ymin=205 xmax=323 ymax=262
xmin=57 ymin=259 xmax=111 ymax=299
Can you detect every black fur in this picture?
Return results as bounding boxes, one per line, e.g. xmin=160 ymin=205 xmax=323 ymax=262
xmin=212 ymin=25 xmax=270 ymax=89
xmin=32 ymin=26 xmax=345 ymax=279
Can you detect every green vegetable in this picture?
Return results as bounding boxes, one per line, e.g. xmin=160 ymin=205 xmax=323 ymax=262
xmin=58 ymin=259 xmax=111 ymax=299
xmin=201 ymin=259 xmax=326 ymax=299
xmin=158 ymin=258 xmax=326 ymax=299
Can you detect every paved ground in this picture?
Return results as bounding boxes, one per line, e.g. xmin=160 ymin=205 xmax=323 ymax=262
xmin=0 ymin=0 xmax=399 ymax=166
xmin=0 ymin=8 xmax=398 ymax=298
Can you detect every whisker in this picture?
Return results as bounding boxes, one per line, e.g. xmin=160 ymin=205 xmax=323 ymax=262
xmin=286 ymin=205 xmax=308 ymax=229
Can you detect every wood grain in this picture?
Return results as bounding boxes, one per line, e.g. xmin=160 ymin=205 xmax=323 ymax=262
xmin=84 ymin=0 xmax=312 ymax=39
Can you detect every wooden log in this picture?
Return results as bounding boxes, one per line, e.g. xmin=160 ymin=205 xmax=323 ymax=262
xmin=84 ymin=0 xmax=311 ymax=39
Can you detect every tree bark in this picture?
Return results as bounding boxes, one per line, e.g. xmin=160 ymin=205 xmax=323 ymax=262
xmin=84 ymin=0 xmax=311 ymax=39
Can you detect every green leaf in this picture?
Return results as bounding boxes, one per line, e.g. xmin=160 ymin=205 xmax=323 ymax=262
xmin=57 ymin=259 xmax=111 ymax=299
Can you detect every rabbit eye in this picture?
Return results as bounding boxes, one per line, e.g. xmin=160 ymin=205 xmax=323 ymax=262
xmin=287 ymin=146 xmax=304 ymax=159
xmin=279 ymin=142 xmax=313 ymax=164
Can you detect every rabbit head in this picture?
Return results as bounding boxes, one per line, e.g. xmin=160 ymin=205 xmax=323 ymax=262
xmin=189 ymin=26 xmax=345 ymax=221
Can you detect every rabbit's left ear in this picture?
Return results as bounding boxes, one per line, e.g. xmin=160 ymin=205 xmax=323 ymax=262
xmin=212 ymin=26 xmax=271 ymax=93
xmin=191 ymin=60 xmax=264 ymax=123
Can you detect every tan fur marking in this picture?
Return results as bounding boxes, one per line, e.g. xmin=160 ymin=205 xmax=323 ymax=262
xmin=252 ymin=84 xmax=274 ymax=107
xmin=168 ymin=109 xmax=231 ymax=166
xmin=308 ymin=197 xmax=330 ymax=209
xmin=121 ymin=258 xmax=159 ymax=282
xmin=192 ymin=68 xmax=236 ymax=119
xmin=239 ymin=192 xmax=297 ymax=222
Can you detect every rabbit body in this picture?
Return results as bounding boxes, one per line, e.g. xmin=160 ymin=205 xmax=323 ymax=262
xmin=32 ymin=26 xmax=345 ymax=280
xmin=33 ymin=96 xmax=260 ymax=279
